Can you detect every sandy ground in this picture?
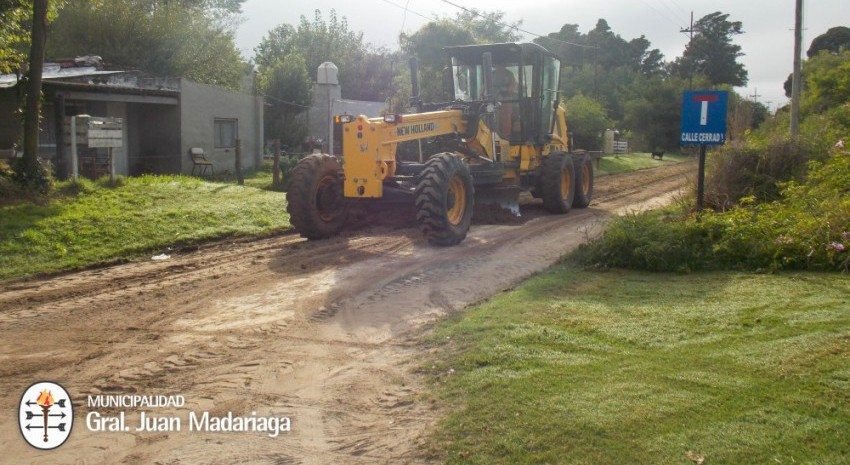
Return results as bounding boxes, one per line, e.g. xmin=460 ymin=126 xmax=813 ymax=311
xmin=0 ymin=162 xmax=694 ymax=464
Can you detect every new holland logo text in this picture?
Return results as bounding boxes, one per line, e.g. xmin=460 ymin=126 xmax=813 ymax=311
xmin=396 ymin=122 xmax=437 ymax=137
xmin=18 ymin=381 xmax=74 ymax=450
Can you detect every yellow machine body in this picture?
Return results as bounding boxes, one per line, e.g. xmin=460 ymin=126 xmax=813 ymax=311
xmin=341 ymin=110 xmax=464 ymax=198
xmin=340 ymin=105 xmax=570 ymax=198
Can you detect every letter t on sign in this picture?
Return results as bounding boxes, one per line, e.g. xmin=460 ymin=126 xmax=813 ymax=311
xmin=693 ymin=94 xmax=719 ymax=126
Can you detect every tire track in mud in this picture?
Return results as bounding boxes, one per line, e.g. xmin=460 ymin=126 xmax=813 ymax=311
xmin=0 ymin=161 xmax=695 ymax=465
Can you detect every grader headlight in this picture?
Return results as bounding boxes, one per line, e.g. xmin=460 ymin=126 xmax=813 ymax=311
xmin=383 ymin=114 xmax=403 ymax=124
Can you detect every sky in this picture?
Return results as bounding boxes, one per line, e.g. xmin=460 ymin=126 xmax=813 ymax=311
xmin=236 ymin=0 xmax=850 ymax=113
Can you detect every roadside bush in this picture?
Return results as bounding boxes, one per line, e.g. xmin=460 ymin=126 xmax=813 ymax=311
xmin=0 ymin=160 xmax=22 ymax=200
xmin=574 ymin=145 xmax=850 ymax=272
xmin=10 ymin=157 xmax=55 ymax=195
xmin=277 ymin=155 xmax=301 ymax=190
xmin=704 ymin=102 xmax=850 ymax=211
xmin=572 ymin=207 xmax=718 ymax=272
xmin=704 ymin=136 xmax=818 ymax=210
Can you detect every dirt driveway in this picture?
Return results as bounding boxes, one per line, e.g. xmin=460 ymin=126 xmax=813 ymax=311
xmin=0 ymin=162 xmax=694 ymax=464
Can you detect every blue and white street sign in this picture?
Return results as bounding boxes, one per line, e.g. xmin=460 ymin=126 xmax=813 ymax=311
xmin=680 ymin=90 xmax=729 ymax=146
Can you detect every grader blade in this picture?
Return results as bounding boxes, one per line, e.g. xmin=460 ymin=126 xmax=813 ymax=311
xmin=475 ymin=186 xmax=521 ymax=217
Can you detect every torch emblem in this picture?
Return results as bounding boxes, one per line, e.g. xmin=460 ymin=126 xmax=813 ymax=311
xmin=18 ymin=381 xmax=73 ymax=449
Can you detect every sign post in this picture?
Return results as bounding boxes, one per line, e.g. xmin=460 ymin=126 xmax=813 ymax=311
xmin=680 ymin=90 xmax=728 ymax=212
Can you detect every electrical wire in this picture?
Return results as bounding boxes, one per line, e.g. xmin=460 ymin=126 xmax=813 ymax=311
xmin=438 ymin=0 xmax=597 ymax=49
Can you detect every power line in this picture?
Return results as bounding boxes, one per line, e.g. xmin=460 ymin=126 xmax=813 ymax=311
xmin=438 ymin=0 xmax=598 ymax=49
xmin=377 ymin=0 xmax=435 ymax=23
xmin=261 ymin=92 xmax=312 ymax=109
xmin=664 ymin=0 xmax=690 ymax=17
xmin=656 ymin=0 xmax=688 ymax=25
xmin=639 ymin=0 xmax=681 ymax=27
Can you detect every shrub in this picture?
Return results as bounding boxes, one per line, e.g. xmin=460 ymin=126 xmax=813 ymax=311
xmin=705 ymin=136 xmax=821 ymax=210
xmin=573 ymin=147 xmax=850 ymax=272
xmin=10 ymin=157 xmax=55 ymax=195
xmin=572 ymin=206 xmax=721 ymax=272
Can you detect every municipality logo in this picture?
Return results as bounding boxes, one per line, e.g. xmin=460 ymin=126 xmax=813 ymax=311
xmin=18 ymin=381 xmax=74 ymax=449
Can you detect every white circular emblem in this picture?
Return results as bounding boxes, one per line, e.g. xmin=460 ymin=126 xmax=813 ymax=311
xmin=18 ymin=381 xmax=74 ymax=450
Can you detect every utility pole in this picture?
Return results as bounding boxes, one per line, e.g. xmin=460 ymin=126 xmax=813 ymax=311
xmin=680 ymin=11 xmax=696 ymax=89
xmin=790 ymin=0 xmax=803 ymax=139
xmin=750 ymin=88 xmax=761 ymax=103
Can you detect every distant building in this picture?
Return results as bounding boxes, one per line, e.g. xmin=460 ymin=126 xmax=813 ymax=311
xmin=0 ymin=59 xmax=263 ymax=178
xmin=305 ymin=61 xmax=386 ymax=154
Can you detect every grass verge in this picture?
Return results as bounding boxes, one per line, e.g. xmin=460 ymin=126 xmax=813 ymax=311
xmin=596 ymin=152 xmax=691 ymax=176
xmin=0 ymin=174 xmax=290 ymax=281
xmin=423 ymin=264 xmax=850 ymax=464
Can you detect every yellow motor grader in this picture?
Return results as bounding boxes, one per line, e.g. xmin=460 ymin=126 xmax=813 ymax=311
xmin=286 ymin=42 xmax=594 ymax=245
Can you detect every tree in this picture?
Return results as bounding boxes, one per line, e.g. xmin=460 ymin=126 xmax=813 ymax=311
xmin=785 ymin=26 xmax=850 ymax=97
xmin=802 ymin=50 xmax=850 ymax=113
xmin=454 ymin=8 xmax=521 ymax=43
xmin=261 ymin=53 xmax=313 ymax=149
xmin=536 ymin=24 xmax=587 ymax=68
xmin=255 ymin=10 xmax=370 ymax=99
xmin=400 ymin=21 xmax=474 ymax=103
xmin=20 ymin=0 xmax=48 ymax=182
xmin=48 ymin=0 xmax=245 ymax=89
xmin=726 ymin=92 xmax=769 ymax=141
xmin=623 ymin=77 xmax=695 ymax=151
xmin=807 ymin=26 xmax=850 ymax=57
xmin=564 ymin=94 xmax=610 ymax=150
xmin=0 ymin=0 xmax=32 ymax=74
xmin=672 ymin=11 xmax=748 ymax=87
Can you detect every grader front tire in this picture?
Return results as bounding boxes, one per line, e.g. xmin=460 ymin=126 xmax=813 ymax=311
xmin=286 ymin=154 xmax=348 ymax=240
xmin=414 ymin=153 xmax=475 ymax=246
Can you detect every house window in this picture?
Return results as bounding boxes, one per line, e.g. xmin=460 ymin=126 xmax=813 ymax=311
xmin=214 ymin=118 xmax=238 ymax=148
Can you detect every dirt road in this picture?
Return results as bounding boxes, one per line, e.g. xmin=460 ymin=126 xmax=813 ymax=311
xmin=0 ymin=162 xmax=694 ymax=464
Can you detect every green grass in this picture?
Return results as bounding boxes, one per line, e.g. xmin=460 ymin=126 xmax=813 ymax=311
xmin=423 ymin=265 xmax=850 ymax=464
xmin=597 ymin=152 xmax=691 ymax=176
xmin=0 ymin=174 xmax=291 ymax=281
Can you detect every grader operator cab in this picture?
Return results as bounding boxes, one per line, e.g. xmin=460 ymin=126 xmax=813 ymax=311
xmin=286 ymin=42 xmax=594 ymax=245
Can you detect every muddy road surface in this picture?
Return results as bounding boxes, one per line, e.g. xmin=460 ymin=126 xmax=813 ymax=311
xmin=0 ymin=162 xmax=694 ymax=464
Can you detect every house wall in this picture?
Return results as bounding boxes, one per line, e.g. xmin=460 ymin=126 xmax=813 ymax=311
xmin=0 ymin=89 xmax=20 ymax=151
xmin=105 ymin=102 xmax=129 ymax=175
xmin=179 ymin=80 xmax=263 ymax=174
xmin=306 ymin=83 xmax=386 ymax=154
xmin=127 ymin=103 xmax=181 ymax=175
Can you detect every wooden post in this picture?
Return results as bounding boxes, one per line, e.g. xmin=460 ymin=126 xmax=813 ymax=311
xmin=70 ymin=116 xmax=79 ymax=181
xmin=109 ymin=147 xmax=115 ymax=182
xmin=235 ymin=138 xmax=244 ymax=185
xmin=272 ymin=139 xmax=281 ymax=189
xmin=54 ymin=94 xmax=66 ymax=179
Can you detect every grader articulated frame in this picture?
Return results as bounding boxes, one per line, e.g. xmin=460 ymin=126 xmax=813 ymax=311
xmin=286 ymin=42 xmax=594 ymax=246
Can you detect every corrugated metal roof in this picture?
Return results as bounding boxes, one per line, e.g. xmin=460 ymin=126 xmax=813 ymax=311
xmin=0 ymin=64 xmax=124 ymax=88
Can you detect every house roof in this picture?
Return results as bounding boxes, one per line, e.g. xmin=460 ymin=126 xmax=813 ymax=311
xmin=0 ymin=63 xmax=124 ymax=89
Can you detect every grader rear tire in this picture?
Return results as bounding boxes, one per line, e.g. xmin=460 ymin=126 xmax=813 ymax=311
xmin=414 ymin=153 xmax=474 ymax=246
xmin=572 ymin=152 xmax=594 ymax=208
xmin=286 ymin=154 xmax=348 ymax=240
xmin=541 ymin=152 xmax=576 ymax=214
